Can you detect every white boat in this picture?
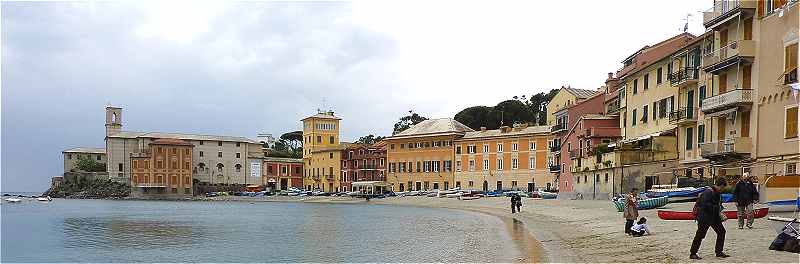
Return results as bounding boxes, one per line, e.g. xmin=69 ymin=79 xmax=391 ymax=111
xmin=407 ymin=191 xmax=419 ymax=196
xmin=36 ymin=196 xmax=52 ymax=202
xmin=5 ymin=198 xmax=21 ymax=203
xmin=459 ymin=195 xmax=482 ymax=200
xmin=445 ymin=192 xmax=463 ymax=198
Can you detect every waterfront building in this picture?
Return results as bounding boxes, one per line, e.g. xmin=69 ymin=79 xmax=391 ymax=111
xmin=453 ymin=124 xmax=554 ymax=192
xmin=301 ymin=111 xmax=343 ymax=192
xmin=385 ymin=118 xmax=473 ymax=192
xmin=103 ymin=106 xmax=264 ymax=189
xmin=130 ymin=138 xmax=194 ymax=198
xmin=545 ymin=87 xmax=600 ymax=194
xmin=555 ymin=91 xmax=606 ymax=195
xmin=568 ymin=114 xmax=622 ymax=199
xmin=262 ymin=157 xmax=303 ymax=191
xmin=614 ymin=33 xmax=692 ymax=191
xmin=341 ymin=141 xmax=387 ymax=192
xmin=62 ymin=147 xmax=106 ymax=173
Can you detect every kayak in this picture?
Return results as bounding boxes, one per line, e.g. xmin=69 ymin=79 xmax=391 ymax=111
xmin=658 ymin=207 xmax=770 ymax=220
xmin=613 ymin=196 xmax=668 ymax=212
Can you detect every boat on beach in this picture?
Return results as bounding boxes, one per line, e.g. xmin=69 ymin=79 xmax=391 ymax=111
xmin=646 ymin=186 xmax=708 ymax=203
xmin=537 ymin=191 xmax=558 ymax=199
xmin=36 ymin=196 xmax=52 ymax=202
xmin=657 ymin=207 xmax=770 ymax=220
xmin=613 ymin=196 xmax=668 ymax=212
xmin=766 ymin=198 xmax=800 ymax=212
xmin=5 ymin=198 xmax=22 ymax=203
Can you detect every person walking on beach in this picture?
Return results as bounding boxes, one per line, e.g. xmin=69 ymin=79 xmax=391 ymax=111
xmin=510 ymin=193 xmax=521 ymax=213
xmin=623 ymin=188 xmax=639 ymax=235
xmin=514 ymin=193 xmax=522 ymax=213
xmin=733 ymin=173 xmax=759 ymax=229
xmin=689 ymin=178 xmax=730 ymax=260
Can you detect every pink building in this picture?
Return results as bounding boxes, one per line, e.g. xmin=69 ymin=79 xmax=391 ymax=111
xmin=558 ymin=92 xmax=608 ymax=193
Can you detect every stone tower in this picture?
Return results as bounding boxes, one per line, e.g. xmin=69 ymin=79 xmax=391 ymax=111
xmin=105 ymin=106 xmax=122 ymax=136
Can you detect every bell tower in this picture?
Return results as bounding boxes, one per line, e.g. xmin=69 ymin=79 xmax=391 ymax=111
xmin=105 ymin=106 xmax=122 ymax=136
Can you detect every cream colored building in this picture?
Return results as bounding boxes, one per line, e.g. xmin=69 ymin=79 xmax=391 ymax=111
xmin=454 ymin=124 xmax=554 ymax=192
xmin=62 ymin=147 xmax=106 ymax=173
xmin=301 ymin=111 xmax=343 ymax=192
xmin=103 ymin=106 xmax=264 ymax=187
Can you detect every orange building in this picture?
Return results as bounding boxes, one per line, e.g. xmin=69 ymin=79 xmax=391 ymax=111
xmin=131 ymin=138 xmax=194 ymax=198
xmin=385 ymin=118 xmax=473 ymax=192
xmin=454 ymin=124 xmax=555 ymax=192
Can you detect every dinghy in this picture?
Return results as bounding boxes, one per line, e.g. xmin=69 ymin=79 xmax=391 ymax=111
xmin=658 ymin=207 xmax=769 ymax=220
xmin=613 ymin=196 xmax=668 ymax=212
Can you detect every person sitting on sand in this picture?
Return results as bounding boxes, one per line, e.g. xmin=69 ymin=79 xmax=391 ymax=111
xmin=630 ymin=217 xmax=651 ymax=237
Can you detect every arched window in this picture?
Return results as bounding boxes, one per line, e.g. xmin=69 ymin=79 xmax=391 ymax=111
xmin=112 ymin=113 xmax=117 ymax=123
xmin=217 ymin=163 xmax=224 ymax=172
xmin=235 ymin=164 xmax=242 ymax=173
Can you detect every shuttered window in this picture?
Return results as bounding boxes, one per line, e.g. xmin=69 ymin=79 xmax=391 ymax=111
xmin=786 ymin=106 xmax=798 ymax=139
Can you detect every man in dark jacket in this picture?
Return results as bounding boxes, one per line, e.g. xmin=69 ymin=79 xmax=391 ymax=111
xmin=689 ymin=178 xmax=730 ymax=260
xmin=732 ymin=173 xmax=759 ymax=229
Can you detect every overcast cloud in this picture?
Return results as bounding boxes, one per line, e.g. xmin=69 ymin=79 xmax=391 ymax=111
xmin=2 ymin=1 xmax=708 ymax=191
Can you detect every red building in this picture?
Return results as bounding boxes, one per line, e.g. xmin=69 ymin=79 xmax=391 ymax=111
xmin=262 ymin=157 xmax=303 ymax=191
xmin=341 ymin=141 xmax=387 ymax=191
xmin=558 ymin=92 xmax=608 ymax=193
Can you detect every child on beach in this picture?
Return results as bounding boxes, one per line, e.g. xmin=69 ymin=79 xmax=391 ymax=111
xmin=630 ymin=217 xmax=651 ymax=237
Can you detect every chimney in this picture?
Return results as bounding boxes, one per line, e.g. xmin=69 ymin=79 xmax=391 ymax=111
xmin=480 ymin=127 xmax=487 ymax=132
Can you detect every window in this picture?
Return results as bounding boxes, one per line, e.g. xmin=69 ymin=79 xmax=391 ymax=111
xmin=529 ymin=141 xmax=536 ymax=150
xmin=217 ymin=163 xmax=224 ymax=172
xmin=497 ymin=143 xmax=504 ymax=152
xmin=786 ymin=106 xmax=798 ymax=139
xmin=529 ymin=156 xmax=535 ymax=169
xmin=199 ymin=141 xmax=203 ymax=145
xmin=787 ymin=163 xmax=797 ymax=175
xmin=633 ymin=79 xmax=638 ymax=94
xmin=218 ymin=152 xmax=222 ymax=158
xmin=698 ymin=124 xmax=705 ymax=143
xmin=329 ymin=153 xmax=334 ymax=159
xmin=786 ymin=43 xmax=798 ymax=84
xmin=632 ymin=109 xmax=638 ymax=126
xmin=483 ymin=159 xmax=489 ymax=171
xmin=467 ymin=145 xmax=476 ymax=154
xmin=68 ymin=154 xmax=72 ymax=159
xmin=686 ymin=127 xmax=694 ymax=150
xmin=236 ymin=153 xmax=241 ymax=158
xmin=316 ymin=136 xmax=322 ymax=143
xmin=656 ymin=67 xmax=662 ymax=84
xmin=218 ymin=141 xmax=222 ymax=146
xmin=235 ymin=164 xmax=242 ymax=173
xmin=236 ymin=142 xmax=241 ymax=147
xmin=468 ymin=160 xmax=475 ymax=171
xmin=512 ymin=158 xmax=518 ymax=170
xmin=483 ymin=145 xmax=489 ymax=153
xmin=642 ymin=105 xmax=648 ymax=123
xmin=699 ymin=86 xmax=706 ymax=107
xmin=199 ymin=151 xmax=204 ymax=157
xmin=97 ymin=155 xmax=101 ymax=161
xmin=652 ymin=102 xmax=657 ymax=121
xmin=511 ymin=143 xmax=518 ymax=151
xmin=605 ymin=173 xmax=609 ymax=183
xmin=329 ymin=136 xmax=334 ymax=144
xmin=496 ymin=158 xmax=504 ymax=170
xmin=118 ymin=163 xmax=123 ymax=171
xmin=456 ymin=146 xmax=461 ymax=154
xmin=643 ymin=73 xmax=649 ymax=90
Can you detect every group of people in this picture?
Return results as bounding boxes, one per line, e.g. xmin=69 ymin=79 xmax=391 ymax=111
xmin=622 ymin=174 xmax=761 ymax=260
xmin=510 ymin=193 xmax=522 ymax=213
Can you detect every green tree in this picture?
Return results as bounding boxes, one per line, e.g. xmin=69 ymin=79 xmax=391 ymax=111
xmin=74 ymin=156 xmax=106 ymax=172
xmin=454 ymin=106 xmax=497 ymax=130
xmin=356 ymin=134 xmax=385 ymax=145
xmin=392 ymin=111 xmax=429 ymax=135
xmin=494 ymin=100 xmax=536 ymax=127
xmin=280 ymin=131 xmax=303 ymax=151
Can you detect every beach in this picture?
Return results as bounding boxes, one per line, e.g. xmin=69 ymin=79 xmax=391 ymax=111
xmin=203 ymin=194 xmax=800 ymax=263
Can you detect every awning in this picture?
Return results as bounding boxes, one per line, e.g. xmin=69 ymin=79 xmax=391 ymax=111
xmin=619 ymin=130 xmax=674 ymax=144
xmin=705 ymin=107 xmax=738 ymax=118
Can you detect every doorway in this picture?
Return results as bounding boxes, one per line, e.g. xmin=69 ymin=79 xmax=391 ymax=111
xmin=527 ymin=182 xmax=535 ymax=192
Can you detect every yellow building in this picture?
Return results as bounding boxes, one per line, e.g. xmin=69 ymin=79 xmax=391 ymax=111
xmin=545 ymin=86 xmax=599 ymax=127
xmin=302 ymin=111 xmax=343 ymax=192
xmin=454 ymin=124 xmax=554 ymax=192
xmin=385 ymin=118 xmax=473 ymax=192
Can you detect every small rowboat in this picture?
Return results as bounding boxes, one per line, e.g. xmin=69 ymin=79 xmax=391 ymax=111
xmin=766 ymin=198 xmax=800 ymax=212
xmin=459 ymin=195 xmax=482 ymax=201
xmin=658 ymin=207 xmax=770 ymax=220
xmin=613 ymin=196 xmax=668 ymax=212
xmin=445 ymin=192 xmax=463 ymax=198
xmin=537 ymin=191 xmax=558 ymax=199
xmin=646 ymin=187 xmax=708 ymax=203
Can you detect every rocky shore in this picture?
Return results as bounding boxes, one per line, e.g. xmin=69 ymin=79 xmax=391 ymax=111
xmin=42 ymin=179 xmax=129 ymax=199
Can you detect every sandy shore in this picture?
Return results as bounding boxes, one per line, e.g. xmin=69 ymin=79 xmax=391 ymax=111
xmin=200 ymin=195 xmax=798 ymax=263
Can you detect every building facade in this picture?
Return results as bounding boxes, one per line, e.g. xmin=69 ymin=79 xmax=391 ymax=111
xmin=262 ymin=157 xmax=303 ymax=191
xmin=386 ymin=118 xmax=473 ymax=192
xmin=567 ymin=115 xmax=622 ymax=199
xmin=62 ymin=147 xmax=106 ymax=173
xmin=301 ymin=111 xmax=343 ymax=192
xmin=130 ymin=138 xmax=194 ymax=198
xmin=454 ymin=124 xmax=554 ymax=192
xmin=341 ymin=141 xmax=387 ymax=191
xmin=556 ymin=91 xmax=605 ymax=193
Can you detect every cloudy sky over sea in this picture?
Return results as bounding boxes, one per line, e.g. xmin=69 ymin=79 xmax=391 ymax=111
xmin=2 ymin=1 xmax=708 ymax=191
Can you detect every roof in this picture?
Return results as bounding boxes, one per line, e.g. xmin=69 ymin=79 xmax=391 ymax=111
xmin=301 ymin=112 xmax=341 ymax=121
xmin=617 ymin=33 xmax=695 ymax=79
xmin=150 ymin=138 xmax=193 ymax=146
xmin=460 ymin=126 xmax=550 ymax=139
xmin=390 ymin=118 xmax=474 ymax=139
xmin=563 ymin=87 xmax=599 ymax=99
xmin=263 ymin=157 xmax=303 ymax=163
xmin=108 ymin=131 xmax=259 ymax=144
xmin=63 ymin=147 xmax=105 ymax=154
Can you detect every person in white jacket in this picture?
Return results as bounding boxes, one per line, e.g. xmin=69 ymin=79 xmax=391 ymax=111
xmin=630 ymin=217 xmax=651 ymax=237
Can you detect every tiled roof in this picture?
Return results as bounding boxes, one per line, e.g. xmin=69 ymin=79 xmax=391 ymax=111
xmin=108 ymin=131 xmax=259 ymax=144
xmin=263 ymin=157 xmax=303 ymax=163
xmin=617 ymin=33 xmax=695 ymax=79
xmin=563 ymin=87 xmax=599 ymax=99
xmin=63 ymin=147 xmax=105 ymax=154
xmin=391 ymin=118 xmax=474 ymax=138
xmin=461 ymin=126 xmax=550 ymax=139
xmin=150 ymin=138 xmax=193 ymax=146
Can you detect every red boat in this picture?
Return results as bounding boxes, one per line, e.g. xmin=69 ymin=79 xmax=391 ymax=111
xmin=658 ymin=208 xmax=770 ymax=220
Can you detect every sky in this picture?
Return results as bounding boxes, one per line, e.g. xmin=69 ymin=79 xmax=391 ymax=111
xmin=1 ymin=0 xmax=709 ymax=192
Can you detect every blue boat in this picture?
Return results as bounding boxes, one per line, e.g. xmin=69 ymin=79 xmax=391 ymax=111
xmin=721 ymin=193 xmax=734 ymax=203
xmin=766 ymin=198 xmax=800 ymax=212
xmin=646 ymin=186 xmax=708 ymax=203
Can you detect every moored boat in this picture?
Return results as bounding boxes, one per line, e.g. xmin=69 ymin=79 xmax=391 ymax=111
xmin=36 ymin=196 xmax=52 ymax=202
xmin=5 ymin=198 xmax=22 ymax=203
xmin=613 ymin=196 xmax=668 ymax=212
xmin=766 ymin=198 xmax=800 ymax=212
xmin=658 ymin=207 xmax=770 ymax=220
xmin=445 ymin=192 xmax=463 ymax=198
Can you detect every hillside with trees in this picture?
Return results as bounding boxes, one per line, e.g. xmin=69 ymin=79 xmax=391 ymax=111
xmin=454 ymin=89 xmax=559 ymax=130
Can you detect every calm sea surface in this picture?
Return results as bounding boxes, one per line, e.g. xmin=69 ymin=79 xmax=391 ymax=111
xmin=1 ymin=199 xmax=521 ymax=263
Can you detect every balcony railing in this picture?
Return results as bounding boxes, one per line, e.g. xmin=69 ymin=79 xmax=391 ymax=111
xmin=551 ymin=123 xmax=567 ymax=133
xmin=549 ymin=165 xmax=561 ymax=173
xmin=669 ymin=67 xmax=699 ymax=87
xmin=700 ymin=137 xmax=752 ymax=157
xmin=703 ymin=0 xmax=756 ymax=28
xmin=549 ymin=144 xmax=561 ymax=153
xmin=669 ymin=107 xmax=698 ymax=125
xmin=702 ymin=40 xmax=755 ymax=72
xmin=785 ymin=69 xmax=798 ymax=85
xmin=700 ymin=89 xmax=753 ymax=113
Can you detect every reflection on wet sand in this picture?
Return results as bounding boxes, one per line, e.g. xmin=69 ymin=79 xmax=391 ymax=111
xmin=506 ymin=217 xmax=545 ymax=263
xmin=63 ymin=217 xmax=197 ymax=250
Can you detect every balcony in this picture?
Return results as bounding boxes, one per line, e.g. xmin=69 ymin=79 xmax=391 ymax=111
xmin=669 ymin=67 xmax=699 ymax=87
xmin=549 ymin=165 xmax=561 ymax=173
xmin=702 ymin=40 xmax=755 ymax=73
xmin=669 ymin=107 xmax=698 ymax=125
xmin=785 ymin=69 xmax=798 ymax=85
xmin=700 ymin=89 xmax=753 ymax=113
xmin=312 ymin=175 xmax=320 ymax=181
xmin=568 ymin=149 xmax=582 ymax=159
xmin=703 ymin=0 xmax=756 ymax=28
xmin=700 ymin=137 xmax=752 ymax=161
xmin=326 ymin=175 xmax=334 ymax=180
xmin=549 ymin=144 xmax=561 ymax=153
xmin=551 ymin=123 xmax=567 ymax=133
